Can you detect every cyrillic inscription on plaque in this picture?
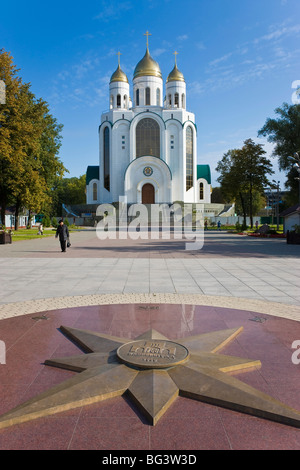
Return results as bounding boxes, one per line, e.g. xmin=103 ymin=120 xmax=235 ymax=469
xmin=117 ymin=340 xmax=189 ymax=369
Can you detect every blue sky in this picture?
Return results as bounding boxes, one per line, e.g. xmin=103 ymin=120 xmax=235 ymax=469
xmin=1 ymin=0 xmax=300 ymax=189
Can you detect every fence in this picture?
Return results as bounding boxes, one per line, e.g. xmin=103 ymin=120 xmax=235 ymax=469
xmin=208 ymin=216 xmax=260 ymax=226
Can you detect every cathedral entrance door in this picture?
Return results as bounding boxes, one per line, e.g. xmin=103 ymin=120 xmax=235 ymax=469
xmin=142 ymin=183 xmax=155 ymax=204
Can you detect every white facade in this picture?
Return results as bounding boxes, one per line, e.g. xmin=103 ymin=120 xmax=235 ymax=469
xmin=86 ymin=42 xmax=211 ymax=205
xmin=283 ymin=209 xmax=300 ymax=233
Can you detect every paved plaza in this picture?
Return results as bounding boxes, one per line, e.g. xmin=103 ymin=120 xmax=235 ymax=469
xmin=0 ymin=228 xmax=300 ymax=319
xmin=0 ymin=228 xmax=300 ymax=450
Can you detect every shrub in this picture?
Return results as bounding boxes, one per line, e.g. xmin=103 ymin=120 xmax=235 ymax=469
xmin=51 ymin=217 xmax=58 ymax=228
xmin=292 ymin=224 xmax=300 ymax=234
xmin=235 ymin=221 xmax=248 ymax=232
xmin=42 ymin=215 xmax=51 ymax=227
xmin=235 ymin=222 xmax=242 ymax=232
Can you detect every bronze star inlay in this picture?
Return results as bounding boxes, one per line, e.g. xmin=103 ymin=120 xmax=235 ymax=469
xmin=0 ymin=325 xmax=300 ymax=429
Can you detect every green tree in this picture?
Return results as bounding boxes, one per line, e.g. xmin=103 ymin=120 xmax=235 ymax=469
xmin=51 ymin=175 xmax=86 ymax=216
xmin=10 ymin=85 xmax=60 ymax=229
xmin=216 ymin=139 xmax=274 ymax=227
xmin=211 ymin=187 xmax=226 ymax=204
xmin=216 ymin=149 xmax=248 ymax=225
xmin=0 ymin=49 xmax=65 ymax=229
xmin=258 ymin=103 xmax=300 ymax=203
xmin=235 ymin=190 xmax=266 ymax=218
xmin=0 ymin=49 xmax=22 ymax=226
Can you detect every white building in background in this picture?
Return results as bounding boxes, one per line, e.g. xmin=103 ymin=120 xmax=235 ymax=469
xmin=86 ymin=33 xmax=212 ymax=206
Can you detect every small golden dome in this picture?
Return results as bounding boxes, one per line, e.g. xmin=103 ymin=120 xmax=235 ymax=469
xmin=110 ymin=64 xmax=129 ymax=84
xmin=133 ymin=47 xmax=162 ymax=79
xmin=166 ymin=64 xmax=185 ymax=83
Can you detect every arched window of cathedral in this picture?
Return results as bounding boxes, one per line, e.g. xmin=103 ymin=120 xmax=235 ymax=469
xmin=174 ymin=93 xmax=179 ymax=108
xmin=168 ymin=94 xmax=172 ymax=107
xmin=117 ymin=94 xmax=121 ymax=108
xmin=103 ymin=127 xmax=110 ymax=191
xmin=145 ymin=87 xmax=150 ymax=106
xmin=182 ymin=93 xmax=185 ymax=109
xmin=110 ymin=95 xmax=114 ymax=109
xmin=136 ymin=118 xmax=160 ymax=158
xmin=124 ymin=95 xmax=128 ymax=108
xmin=93 ymin=182 xmax=98 ymax=201
xmin=186 ymin=126 xmax=193 ymax=191
xmin=199 ymin=182 xmax=204 ymax=200
xmin=136 ymin=89 xmax=139 ymax=106
xmin=156 ymin=88 xmax=160 ymax=106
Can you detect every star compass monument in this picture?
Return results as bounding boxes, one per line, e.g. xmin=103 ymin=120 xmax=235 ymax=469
xmin=0 ymin=326 xmax=300 ymax=429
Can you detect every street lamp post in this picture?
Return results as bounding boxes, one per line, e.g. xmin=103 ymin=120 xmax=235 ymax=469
xmin=288 ymin=152 xmax=300 ymax=204
xmin=276 ymin=181 xmax=280 ymax=231
xmin=272 ymin=180 xmax=281 ymax=231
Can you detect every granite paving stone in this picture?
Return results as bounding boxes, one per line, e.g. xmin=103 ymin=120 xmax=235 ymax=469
xmin=0 ymin=229 xmax=300 ymax=449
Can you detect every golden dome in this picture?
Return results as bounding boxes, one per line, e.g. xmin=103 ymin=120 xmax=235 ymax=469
xmin=110 ymin=64 xmax=129 ymax=84
xmin=166 ymin=64 xmax=185 ymax=83
xmin=133 ymin=47 xmax=162 ymax=79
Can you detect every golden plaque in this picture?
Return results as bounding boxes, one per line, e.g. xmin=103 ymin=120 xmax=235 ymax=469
xmin=117 ymin=339 xmax=190 ymax=369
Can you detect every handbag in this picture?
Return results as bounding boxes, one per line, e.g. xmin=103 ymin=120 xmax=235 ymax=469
xmin=67 ymin=237 xmax=71 ymax=248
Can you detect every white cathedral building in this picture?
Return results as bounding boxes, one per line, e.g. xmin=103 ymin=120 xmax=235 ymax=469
xmin=86 ymin=34 xmax=212 ymax=206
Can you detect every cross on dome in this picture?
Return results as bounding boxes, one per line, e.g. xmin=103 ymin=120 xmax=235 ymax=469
xmin=174 ymin=51 xmax=178 ymax=66
xmin=117 ymin=51 xmax=122 ymax=66
xmin=167 ymin=50 xmax=185 ymax=83
xmin=109 ymin=51 xmax=129 ymax=84
xmin=144 ymin=30 xmax=152 ymax=48
xmin=133 ymin=31 xmax=162 ymax=79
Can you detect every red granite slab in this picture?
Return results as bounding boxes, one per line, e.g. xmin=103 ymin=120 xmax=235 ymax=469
xmin=0 ymin=303 xmax=299 ymax=450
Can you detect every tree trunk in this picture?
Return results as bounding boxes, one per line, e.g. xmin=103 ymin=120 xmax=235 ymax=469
xmin=239 ymin=192 xmax=247 ymax=227
xmin=27 ymin=209 xmax=32 ymax=229
xmin=249 ymin=184 xmax=253 ymax=229
xmin=0 ymin=205 xmax=6 ymax=228
xmin=14 ymin=200 xmax=20 ymax=231
xmin=0 ymin=195 xmax=7 ymax=228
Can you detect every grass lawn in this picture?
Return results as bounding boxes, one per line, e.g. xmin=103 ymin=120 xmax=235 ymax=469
xmin=208 ymin=224 xmax=284 ymax=233
xmin=9 ymin=226 xmax=81 ymax=241
xmin=10 ymin=228 xmax=56 ymax=241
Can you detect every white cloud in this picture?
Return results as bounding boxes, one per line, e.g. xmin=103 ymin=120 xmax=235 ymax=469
xmin=152 ymin=48 xmax=167 ymax=57
xmin=177 ymin=34 xmax=188 ymax=41
xmin=209 ymin=53 xmax=233 ymax=68
xmin=73 ymin=59 xmax=95 ymax=80
xmin=49 ymin=53 xmax=110 ymax=109
xmin=94 ymin=1 xmax=133 ymax=21
xmin=254 ymin=24 xmax=300 ymax=44
xmin=196 ymin=42 xmax=206 ymax=51
xmin=188 ymin=80 xmax=205 ymax=95
xmin=199 ymin=20 xmax=300 ymax=96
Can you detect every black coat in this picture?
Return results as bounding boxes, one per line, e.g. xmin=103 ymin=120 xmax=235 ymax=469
xmin=56 ymin=224 xmax=69 ymax=241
